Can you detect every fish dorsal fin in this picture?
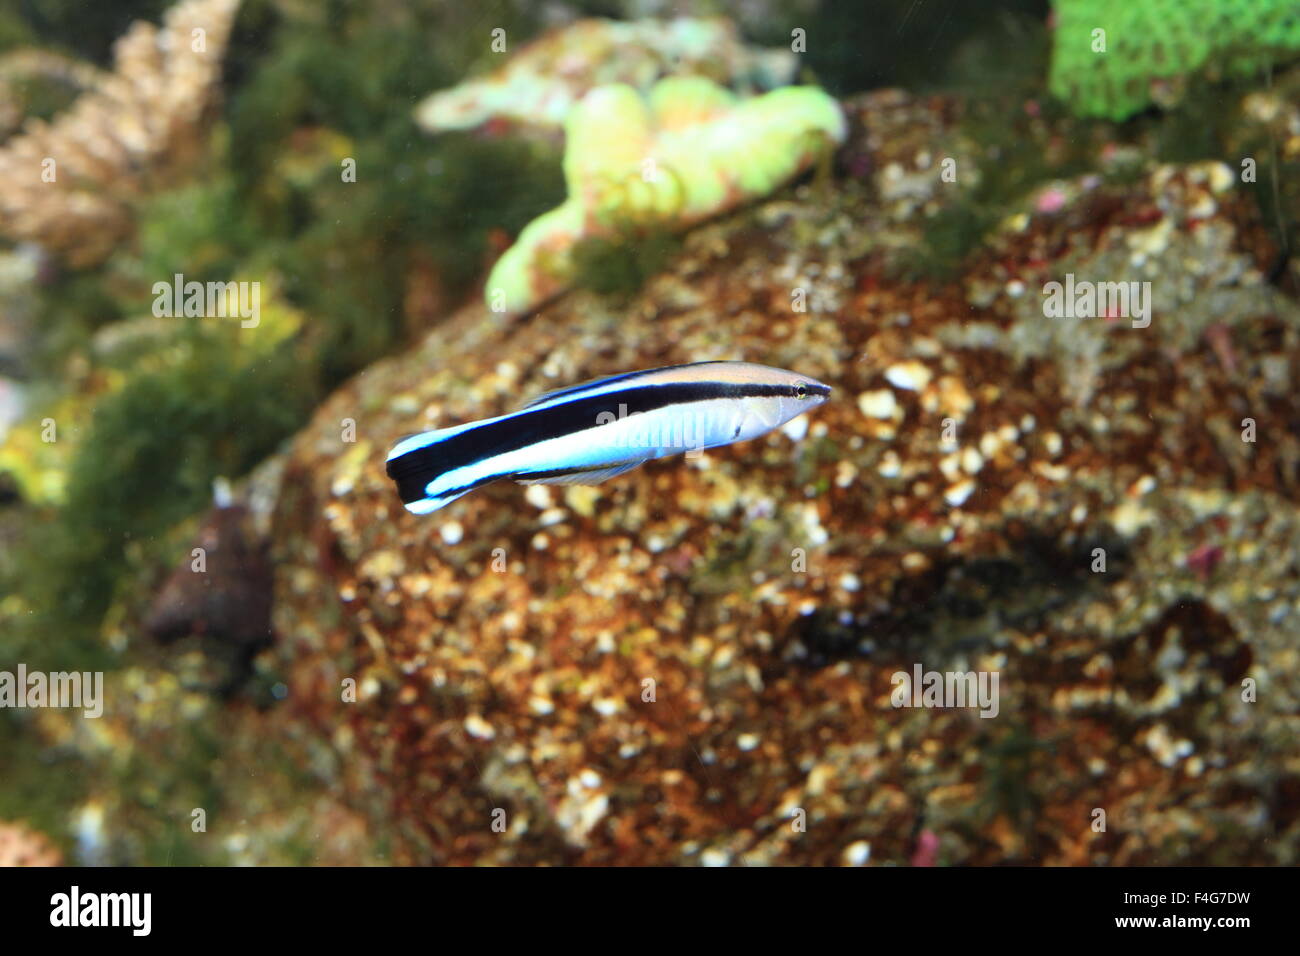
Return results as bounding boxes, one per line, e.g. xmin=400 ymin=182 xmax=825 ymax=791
xmin=513 ymin=460 xmax=646 ymax=486
xmin=518 ymin=362 xmax=728 ymax=410
xmin=518 ymin=370 xmax=648 ymax=410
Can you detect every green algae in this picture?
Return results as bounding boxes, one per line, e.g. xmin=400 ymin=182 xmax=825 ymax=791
xmin=0 ymin=0 xmax=566 ymax=669
xmin=569 ymin=228 xmax=683 ymax=299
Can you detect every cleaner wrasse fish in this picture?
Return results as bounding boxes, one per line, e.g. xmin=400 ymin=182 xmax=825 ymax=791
xmin=385 ymin=360 xmax=831 ymax=514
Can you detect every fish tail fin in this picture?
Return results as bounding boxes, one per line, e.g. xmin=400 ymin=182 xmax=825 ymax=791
xmin=386 ymin=422 xmax=504 ymax=514
xmin=402 ymin=487 xmax=472 ymax=515
xmin=385 ymin=428 xmax=462 ymax=511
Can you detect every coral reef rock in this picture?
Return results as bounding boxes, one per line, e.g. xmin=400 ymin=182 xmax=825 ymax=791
xmin=248 ymin=88 xmax=1300 ymax=865
xmin=144 ymin=501 xmax=274 ymax=694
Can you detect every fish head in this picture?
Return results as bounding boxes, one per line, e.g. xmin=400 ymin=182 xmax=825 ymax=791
xmin=778 ymin=372 xmax=832 ymax=423
xmin=727 ymin=364 xmax=831 ymax=436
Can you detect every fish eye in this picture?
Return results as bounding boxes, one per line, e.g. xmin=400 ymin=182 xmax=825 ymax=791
xmin=795 ymin=382 xmax=808 ymax=400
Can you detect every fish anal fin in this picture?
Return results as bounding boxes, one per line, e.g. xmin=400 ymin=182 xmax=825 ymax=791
xmin=514 ymin=460 xmax=646 ymax=486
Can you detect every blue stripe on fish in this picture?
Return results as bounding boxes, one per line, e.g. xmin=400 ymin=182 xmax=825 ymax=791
xmin=518 ymin=361 xmax=730 ymax=410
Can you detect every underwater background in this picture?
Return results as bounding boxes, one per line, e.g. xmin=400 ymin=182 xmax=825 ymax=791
xmin=0 ymin=0 xmax=1298 ymax=865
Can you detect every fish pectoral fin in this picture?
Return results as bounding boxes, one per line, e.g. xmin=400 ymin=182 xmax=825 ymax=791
xmin=513 ymin=460 xmax=646 ymax=486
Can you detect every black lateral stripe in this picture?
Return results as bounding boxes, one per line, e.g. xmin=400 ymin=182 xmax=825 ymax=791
xmin=387 ymin=381 xmax=799 ymax=494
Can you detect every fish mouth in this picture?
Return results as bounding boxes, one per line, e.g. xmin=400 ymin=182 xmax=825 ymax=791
xmin=801 ymin=378 xmax=832 ymax=402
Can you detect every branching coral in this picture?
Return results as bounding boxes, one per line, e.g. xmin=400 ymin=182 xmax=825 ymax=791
xmin=0 ymin=0 xmax=241 ymax=267
xmin=415 ymin=17 xmax=796 ymax=135
xmin=1049 ymin=0 xmax=1300 ymax=120
xmin=0 ymin=49 xmax=105 ymax=139
xmin=486 ymin=77 xmax=846 ymax=314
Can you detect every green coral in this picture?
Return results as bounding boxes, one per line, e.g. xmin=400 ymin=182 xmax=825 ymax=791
xmin=1050 ymin=0 xmax=1300 ymax=120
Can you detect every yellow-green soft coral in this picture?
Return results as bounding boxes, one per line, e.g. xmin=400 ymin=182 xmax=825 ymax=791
xmin=486 ymin=77 xmax=846 ymax=315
